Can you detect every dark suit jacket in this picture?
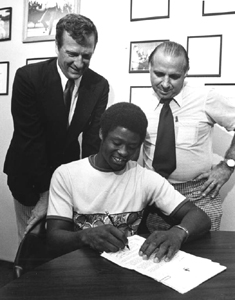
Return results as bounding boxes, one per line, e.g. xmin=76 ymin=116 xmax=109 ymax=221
xmin=4 ymin=58 xmax=109 ymax=206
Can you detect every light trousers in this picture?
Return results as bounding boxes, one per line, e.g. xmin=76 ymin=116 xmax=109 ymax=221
xmin=14 ymin=198 xmax=35 ymax=243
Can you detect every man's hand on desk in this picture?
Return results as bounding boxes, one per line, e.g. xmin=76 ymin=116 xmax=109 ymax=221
xmin=138 ymin=201 xmax=211 ymax=262
xmin=138 ymin=228 xmax=185 ymax=263
xmin=82 ymin=225 xmax=128 ymax=253
xmin=24 ymin=191 xmax=49 ymax=236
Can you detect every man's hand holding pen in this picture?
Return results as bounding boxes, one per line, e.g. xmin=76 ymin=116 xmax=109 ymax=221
xmin=105 ymin=211 xmax=130 ymax=250
xmin=81 ymin=225 xmax=129 ymax=253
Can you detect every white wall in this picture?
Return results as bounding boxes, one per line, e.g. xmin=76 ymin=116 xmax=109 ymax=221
xmin=0 ymin=0 xmax=60 ymax=261
xmin=212 ymin=126 xmax=235 ymax=231
xmin=0 ymin=0 xmax=235 ymax=261
xmin=82 ymin=0 xmax=235 ymax=230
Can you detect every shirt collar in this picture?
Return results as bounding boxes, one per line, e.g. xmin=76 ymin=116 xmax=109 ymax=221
xmin=56 ymin=59 xmax=82 ymax=90
xmin=153 ymin=84 xmax=185 ymax=108
xmin=174 ymin=87 xmax=183 ymax=107
xmin=174 ymin=80 xmax=188 ymax=106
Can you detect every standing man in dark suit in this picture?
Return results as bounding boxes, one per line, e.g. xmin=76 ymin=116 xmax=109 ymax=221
xmin=4 ymin=14 xmax=109 ymax=242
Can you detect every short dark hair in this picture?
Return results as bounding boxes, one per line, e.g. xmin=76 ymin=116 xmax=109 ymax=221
xmin=55 ymin=14 xmax=98 ymax=49
xmin=100 ymin=102 xmax=148 ymax=144
xmin=149 ymin=41 xmax=190 ymax=72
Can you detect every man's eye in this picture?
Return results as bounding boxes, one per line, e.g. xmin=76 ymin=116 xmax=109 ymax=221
xmin=155 ymin=72 xmax=164 ymax=77
xmin=170 ymin=75 xmax=181 ymax=80
xmin=113 ymin=141 xmax=121 ymax=146
xmin=82 ymin=55 xmax=91 ymax=60
xmin=129 ymin=145 xmax=138 ymax=150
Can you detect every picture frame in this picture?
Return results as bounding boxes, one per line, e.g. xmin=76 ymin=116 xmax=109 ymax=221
xmin=187 ymin=35 xmax=222 ymax=77
xmin=202 ymin=0 xmax=235 ymax=16
xmin=26 ymin=57 xmax=56 ymax=64
xmin=130 ymin=0 xmax=170 ymax=21
xmin=23 ymin=0 xmax=81 ymax=43
xmin=0 ymin=61 xmax=9 ymax=95
xmin=129 ymin=86 xmax=152 ymax=107
xmin=0 ymin=7 xmax=12 ymax=42
xmin=129 ymin=40 xmax=169 ymax=73
xmin=204 ymin=83 xmax=235 ymax=98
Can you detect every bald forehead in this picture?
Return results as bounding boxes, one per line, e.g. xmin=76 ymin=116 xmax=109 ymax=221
xmin=152 ymin=47 xmax=188 ymax=72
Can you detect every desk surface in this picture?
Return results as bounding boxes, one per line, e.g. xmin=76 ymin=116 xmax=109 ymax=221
xmin=0 ymin=231 xmax=235 ymax=300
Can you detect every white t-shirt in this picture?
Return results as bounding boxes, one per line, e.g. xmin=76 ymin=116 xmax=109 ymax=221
xmin=47 ymin=157 xmax=186 ymax=235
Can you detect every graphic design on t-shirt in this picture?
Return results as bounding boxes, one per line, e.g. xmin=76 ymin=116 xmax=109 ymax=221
xmin=73 ymin=210 xmax=144 ymax=236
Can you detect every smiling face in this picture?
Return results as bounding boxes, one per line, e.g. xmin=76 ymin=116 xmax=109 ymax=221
xmin=56 ymin=30 xmax=95 ymax=80
xmin=96 ymin=126 xmax=141 ymax=172
xmin=149 ymin=48 xmax=187 ymax=100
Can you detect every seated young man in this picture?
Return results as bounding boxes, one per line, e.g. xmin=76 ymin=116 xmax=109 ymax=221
xmin=47 ymin=102 xmax=211 ymax=262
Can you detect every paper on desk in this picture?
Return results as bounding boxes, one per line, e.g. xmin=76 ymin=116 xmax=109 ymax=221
xmin=101 ymin=235 xmax=226 ymax=294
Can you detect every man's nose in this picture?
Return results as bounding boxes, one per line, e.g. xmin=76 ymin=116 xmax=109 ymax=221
xmin=161 ymin=76 xmax=170 ymax=89
xmin=74 ymin=55 xmax=83 ymax=68
xmin=118 ymin=145 xmax=128 ymax=156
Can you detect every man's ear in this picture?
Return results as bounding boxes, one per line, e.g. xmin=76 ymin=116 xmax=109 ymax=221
xmin=184 ymin=67 xmax=189 ymax=78
xmin=99 ymin=128 xmax=103 ymax=141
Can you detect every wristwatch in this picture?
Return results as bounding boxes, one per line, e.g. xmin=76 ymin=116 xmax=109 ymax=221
xmin=224 ymin=159 xmax=235 ymax=171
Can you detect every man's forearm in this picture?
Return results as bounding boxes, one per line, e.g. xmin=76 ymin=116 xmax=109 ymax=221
xmin=173 ymin=206 xmax=211 ymax=243
xmin=47 ymin=228 xmax=88 ymax=257
xmin=225 ymin=134 xmax=235 ymax=160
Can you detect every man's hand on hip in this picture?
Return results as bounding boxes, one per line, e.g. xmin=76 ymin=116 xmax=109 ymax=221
xmin=196 ymin=162 xmax=233 ymax=198
xmin=24 ymin=191 xmax=49 ymax=236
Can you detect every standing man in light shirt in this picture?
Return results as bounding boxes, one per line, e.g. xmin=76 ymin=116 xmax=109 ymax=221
xmin=4 ymin=14 xmax=109 ymax=242
xmin=141 ymin=41 xmax=235 ymax=231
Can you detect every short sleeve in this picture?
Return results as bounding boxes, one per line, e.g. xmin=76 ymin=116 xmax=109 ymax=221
xmin=47 ymin=165 xmax=73 ymax=221
xmin=143 ymin=170 xmax=186 ymax=216
xmin=206 ymin=88 xmax=235 ymax=131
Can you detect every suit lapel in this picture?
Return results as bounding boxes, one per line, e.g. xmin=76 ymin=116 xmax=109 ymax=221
xmin=42 ymin=59 xmax=68 ymax=127
xmin=67 ymin=70 xmax=97 ymax=138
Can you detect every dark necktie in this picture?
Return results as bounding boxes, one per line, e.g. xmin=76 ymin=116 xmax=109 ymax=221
xmin=64 ymin=79 xmax=74 ymax=116
xmin=152 ymin=98 xmax=176 ymax=178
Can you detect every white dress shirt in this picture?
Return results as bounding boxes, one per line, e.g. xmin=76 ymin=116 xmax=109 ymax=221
xmin=139 ymin=81 xmax=235 ymax=183
xmin=57 ymin=60 xmax=82 ymax=125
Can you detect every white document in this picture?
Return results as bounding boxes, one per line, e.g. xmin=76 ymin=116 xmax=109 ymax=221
xmin=101 ymin=235 xmax=226 ymax=294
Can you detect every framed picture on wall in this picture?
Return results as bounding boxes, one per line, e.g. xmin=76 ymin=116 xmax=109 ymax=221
xmin=23 ymin=0 xmax=81 ymax=43
xmin=187 ymin=35 xmax=222 ymax=77
xmin=130 ymin=0 xmax=170 ymax=21
xmin=202 ymin=0 xmax=235 ymax=16
xmin=129 ymin=40 xmax=169 ymax=73
xmin=26 ymin=57 xmax=56 ymax=64
xmin=204 ymin=83 xmax=235 ymax=98
xmin=129 ymin=86 xmax=152 ymax=107
xmin=0 ymin=7 xmax=12 ymax=42
xmin=0 ymin=61 xmax=9 ymax=95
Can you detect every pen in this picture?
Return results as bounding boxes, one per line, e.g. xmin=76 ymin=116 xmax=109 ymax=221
xmin=105 ymin=211 xmax=130 ymax=250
